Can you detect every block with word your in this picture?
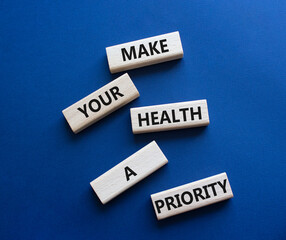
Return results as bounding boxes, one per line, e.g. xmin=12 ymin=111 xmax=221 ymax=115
xmin=62 ymin=73 xmax=139 ymax=133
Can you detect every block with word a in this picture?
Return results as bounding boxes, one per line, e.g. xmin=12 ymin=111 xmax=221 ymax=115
xmin=151 ymin=173 xmax=233 ymax=220
xmin=106 ymin=31 xmax=183 ymax=73
xmin=90 ymin=141 xmax=168 ymax=204
xmin=130 ymin=99 xmax=209 ymax=134
xmin=62 ymin=73 xmax=139 ymax=133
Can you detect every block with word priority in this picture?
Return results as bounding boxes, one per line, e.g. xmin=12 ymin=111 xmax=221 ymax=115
xmin=62 ymin=73 xmax=139 ymax=133
xmin=106 ymin=31 xmax=183 ymax=73
xmin=130 ymin=99 xmax=209 ymax=134
xmin=90 ymin=141 xmax=168 ymax=204
xmin=151 ymin=172 xmax=233 ymax=220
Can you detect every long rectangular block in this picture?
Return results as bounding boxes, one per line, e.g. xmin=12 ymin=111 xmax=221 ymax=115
xmin=151 ymin=173 xmax=233 ymax=220
xmin=130 ymin=99 xmax=209 ymax=134
xmin=62 ymin=73 xmax=139 ymax=133
xmin=106 ymin=31 xmax=183 ymax=73
xmin=90 ymin=141 xmax=168 ymax=204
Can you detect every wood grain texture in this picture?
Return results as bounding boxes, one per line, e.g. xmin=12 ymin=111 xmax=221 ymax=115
xmin=151 ymin=173 xmax=233 ymax=220
xmin=106 ymin=31 xmax=183 ymax=73
xmin=62 ymin=73 xmax=139 ymax=133
xmin=130 ymin=99 xmax=209 ymax=134
xmin=90 ymin=141 xmax=168 ymax=204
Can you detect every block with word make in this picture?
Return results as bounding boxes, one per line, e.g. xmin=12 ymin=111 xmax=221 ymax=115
xmin=90 ymin=141 xmax=168 ymax=204
xmin=130 ymin=99 xmax=209 ymax=134
xmin=151 ymin=173 xmax=233 ymax=220
xmin=62 ymin=73 xmax=139 ymax=133
xmin=106 ymin=31 xmax=183 ymax=73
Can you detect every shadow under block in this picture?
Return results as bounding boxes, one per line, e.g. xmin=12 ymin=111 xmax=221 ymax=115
xmin=106 ymin=31 xmax=184 ymax=73
xmin=130 ymin=99 xmax=209 ymax=134
xmin=62 ymin=73 xmax=139 ymax=133
xmin=151 ymin=173 xmax=233 ymax=220
xmin=90 ymin=141 xmax=168 ymax=204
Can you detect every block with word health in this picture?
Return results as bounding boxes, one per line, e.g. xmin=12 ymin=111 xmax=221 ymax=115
xmin=62 ymin=73 xmax=139 ymax=133
xmin=90 ymin=141 xmax=168 ymax=204
xmin=106 ymin=31 xmax=183 ymax=73
xmin=130 ymin=99 xmax=209 ymax=134
xmin=151 ymin=172 xmax=233 ymax=220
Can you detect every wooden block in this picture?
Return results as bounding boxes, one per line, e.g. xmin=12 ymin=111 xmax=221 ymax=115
xmin=90 ymin=141 xmax=168 ymax=204
xmin=151 ymin=172 xmax=233 ymax=220
xmin=130 ymin=99 xmax=209 ymax=134
xmin=106 ymin=31 xmax=183 ymax=73
xmin=62 ymin=73 xmax=139 ymax=133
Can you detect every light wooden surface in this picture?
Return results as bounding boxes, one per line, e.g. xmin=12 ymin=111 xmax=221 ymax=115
xmin=151 ymin=172 xmax=233 ymax=220
xmin=90 ymin=141 xmax=168 ymax=204
xmin=106 ymin=31 xmax=183 ymax=73
xmin=130 ymin=99 xmax=209 ymax=134
xmin=62 ymin=73 xmax=139 ymax=133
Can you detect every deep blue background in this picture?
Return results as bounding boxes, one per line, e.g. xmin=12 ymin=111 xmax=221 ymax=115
xmin=1 ymin=1 xmax=286 ymax=239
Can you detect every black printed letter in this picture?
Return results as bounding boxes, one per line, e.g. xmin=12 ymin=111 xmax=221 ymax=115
xmin=154 ymin=200 xmax=165 ymax=214
xmin=165 ymin=196 xmax=177 ymax=210
xmin=217 ymin=179 xmax=227 ymax=193
xmin=138 ymin=44 xmax=150 ymax=58
xmin=149 ymin=41 xmax=160 ymax=55
xmin=160 ymin=39 xmax=169 ymax=53
xmin=121 ymin=46 xmax=137 ymax=61
xmin=110 ymin=86 xmax=124 ymax=100
xmin=77 ymin=104 xmax=89 ymax=118
xmin=138 ymin=113 xmax=150 ymax=127
xmin=193 ymin=187 xmax=205 ymax=202
xmin=190 ymin=106 xmax=202 ymax=120
xmin=89 ymin=99 xmax=101 ymax=112
xmin=124 ymin=166 xmax=137 ymax=181
xmin=181 ymin=191 xmax=193 ymax=205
